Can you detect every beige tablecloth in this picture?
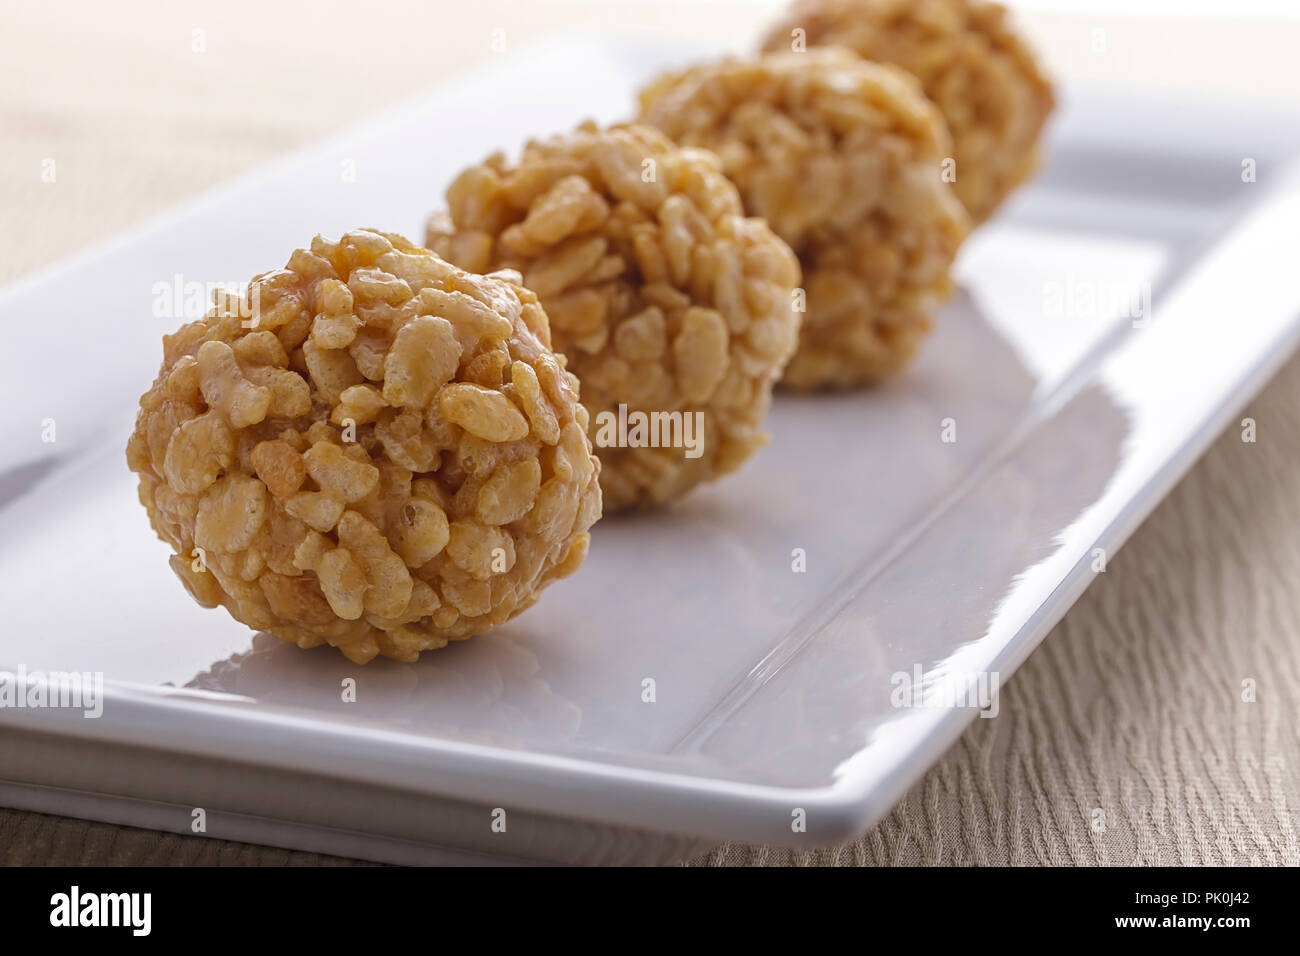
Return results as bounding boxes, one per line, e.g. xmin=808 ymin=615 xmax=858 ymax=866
xmin=2 ymin=0 xmax=1297 ymax=866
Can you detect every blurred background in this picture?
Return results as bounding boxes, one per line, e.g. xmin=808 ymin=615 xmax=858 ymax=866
xmin=4 ymin=0 xmax=1300 ymax=287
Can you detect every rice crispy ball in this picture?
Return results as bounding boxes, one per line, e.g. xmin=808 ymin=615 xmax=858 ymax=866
xmin=639 ymin=49 xmax=969 ymax=389
xmin=760 ymin=0 xmax=1056 ymax=223
xmin=426 ymin=122 xmax=802 ymax=509
xmin=126 ymin=230 xmax=601 ymax=665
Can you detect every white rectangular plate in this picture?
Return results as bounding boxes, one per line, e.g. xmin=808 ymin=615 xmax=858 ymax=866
xmin=2 ymin=36 xmax=1300 ymax=864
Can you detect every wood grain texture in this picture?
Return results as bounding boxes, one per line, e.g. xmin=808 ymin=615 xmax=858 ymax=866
xmin=2 ymin=0 xmax=1297 ymax=867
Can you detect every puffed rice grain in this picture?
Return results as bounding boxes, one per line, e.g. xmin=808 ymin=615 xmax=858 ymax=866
xmin=759 ymin=0 xmax=1055 ymax=223
xmin=427 ymin=122 xmax=802 ymax=508
xmin=639 ymin=49 xmax=970 ymax=389
xmin=127 ymin=230 xmax=601 ymax=663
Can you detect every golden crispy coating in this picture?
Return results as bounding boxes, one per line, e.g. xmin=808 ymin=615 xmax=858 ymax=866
xmin=640 ymin=50 xmax=968 ymax=389
xmin=760 ymin=0 xmax=1055 ymax=223
xmin=427 ymin=122 xmax=802 ymax=507
xmin=127 ymin=230 xmax=601 ymax=664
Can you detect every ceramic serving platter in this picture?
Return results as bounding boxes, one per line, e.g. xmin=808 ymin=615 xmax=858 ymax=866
xmin=2 ymin=35 xmax=1299 ymax=865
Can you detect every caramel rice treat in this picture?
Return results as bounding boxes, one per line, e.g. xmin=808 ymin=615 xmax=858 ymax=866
xmin=639 ymin=49 xmax=968 ymax=389
xmin=426 ymin=122 xmax=802 ymax=509
xmin=760 ymin=0 xmax=1055 ymax=223
xmin=127 ymin=230 xmax=601 ymax=664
